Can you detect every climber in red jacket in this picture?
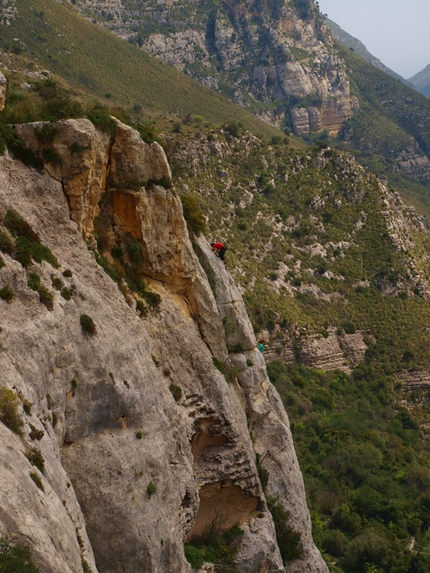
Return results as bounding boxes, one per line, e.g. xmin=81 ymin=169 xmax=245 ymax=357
xmin=211 ymin=242 xmax=228 ymax=261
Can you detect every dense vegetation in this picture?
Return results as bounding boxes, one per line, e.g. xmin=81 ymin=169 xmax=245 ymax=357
xmin=268 ymin=361 xmax=430 ymax=573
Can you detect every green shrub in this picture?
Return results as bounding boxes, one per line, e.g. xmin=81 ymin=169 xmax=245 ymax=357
xmin=147 ymin=482 xmax=156 ymax=497
xmin=86 ymin=107 xmax=116 ymax=137
xmin=341 ymin=320 xmax=356 ymax=334
xmin=80 ymin=314 xmax=96 ymax=335
xmin=0 ymin=229 xmax=13 ymax=254
xmin=184 ymin=545 xmax=204 ymax=569
xmin=0 ymin=387 xmax=23 ymax=434
xmin=0 ymin=286 xmax=14 ymax=303
xmin=180 ymin=194 xmax=207 ymax=235
xmin=135 ymin=431 xmax=143 ymax=440
xmin=169 ymin=384 xmax=183 ymax=402
xmin=81 ymin=559 xmax=92 ymax=573
xmin=184 ymin=523 xmax=244 ymax=570
xmin=29 ymin=471 xmax=44 ymax=492
xmin=6 ymin=215 xmax=58 ymax=267
xmin=34 ymin=123 xmax=58 ymax=145
xmin=25 ymin=447 xmax=45 ymax=473
xmin=61 ymin=287 xmax=71 ymax=300
xmin=51 ymin=275 xmax=64 ymax=290
xmin=4 ymin=209 xmax=39 ymax=242
xmin=42 ymin=147 xmax=62 ymax=165
xmin=0 ymin=537 xmax=40 ymax=573
xmin=266 ymin=495 xmax=302 ymax=562
xmin=29 ymin=424 xmax=44 ymax=441
xmin=135 ymin=298 xmax=148 ymax=318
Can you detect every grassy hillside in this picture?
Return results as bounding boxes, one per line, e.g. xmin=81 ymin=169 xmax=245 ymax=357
xmin=334 ymin=43 xmax=430 ymax=195
xmin=0 ymin=0 xmax=279 ymax=139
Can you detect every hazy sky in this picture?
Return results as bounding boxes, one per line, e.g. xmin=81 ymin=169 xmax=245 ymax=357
xmin=317 ymin=0 xmax=430 ymax=78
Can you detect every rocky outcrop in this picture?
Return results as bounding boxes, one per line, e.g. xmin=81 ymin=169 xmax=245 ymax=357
xmin=68 ymin=0 xmax=354 ymax=136
xmin=398 ymin=371 xmax=430 ymax=391
xmin=0 ymin=119 xmax=328 ymax=572
xmin=261 ymin=328 xmax=367 ymax=373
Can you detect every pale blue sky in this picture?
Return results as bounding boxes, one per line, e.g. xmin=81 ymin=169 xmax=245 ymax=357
xmin=317 ymin=0 xmax=430 ymax=78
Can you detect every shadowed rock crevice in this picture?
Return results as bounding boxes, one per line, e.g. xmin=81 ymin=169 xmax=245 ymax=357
xmin=186 ymin=482 xmax=259 ymax=541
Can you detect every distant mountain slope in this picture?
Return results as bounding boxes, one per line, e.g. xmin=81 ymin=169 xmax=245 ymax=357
xmin=409 ymin=64 xmax=430 ymax=97
xmin=0 ymin=0 xmax=279 ymax=139
xmin=335 ymin=42 xmax=430 ymax=190
xmin=325 ymin=17 xmax=412 ymax=87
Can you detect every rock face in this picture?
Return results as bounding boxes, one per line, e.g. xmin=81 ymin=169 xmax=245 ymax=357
xmin=261 ymin=328 xmax=367 ymax=373
xmin=68 ymin=0 xmax=354 ymax=135
xmin=0 ymin=119 xmax=328 ymax=572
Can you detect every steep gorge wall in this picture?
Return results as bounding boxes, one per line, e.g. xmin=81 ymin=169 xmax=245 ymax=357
xmin=0 ymin=116 xmax=328 ymax=572
xmin=66 ymin=0 xmax=353 ymax=136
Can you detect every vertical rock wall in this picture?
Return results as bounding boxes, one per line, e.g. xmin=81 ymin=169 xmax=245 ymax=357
xmin=0 ymin=119 xmax=327 ymax=573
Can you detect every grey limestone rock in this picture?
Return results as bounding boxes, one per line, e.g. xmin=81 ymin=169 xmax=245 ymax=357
xmin=0 ymin=119 xmax=327 ymax=573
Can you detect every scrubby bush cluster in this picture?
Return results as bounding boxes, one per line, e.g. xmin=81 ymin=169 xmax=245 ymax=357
xmin=268 ymin=361 xmax=430 ymax=573
xmin=0 ymin=387 xmax=23 ymax=434
xmin=184 ymin=522 xmax=244 ymax=572
xmin=0 ymin=537 xmax=40 ymax=573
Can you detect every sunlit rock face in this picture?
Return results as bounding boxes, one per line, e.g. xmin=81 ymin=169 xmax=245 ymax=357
xmin=0 ymin=119 xmax=328 ymax=573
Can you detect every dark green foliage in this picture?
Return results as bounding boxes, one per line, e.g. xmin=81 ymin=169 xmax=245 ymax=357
xmin=184 ymin=523 xmax=244 ymax=572
xmin=184 ymin=544 xmax=204 ymax=569
xmin=0 ymin=387 xmax=23 ymax=434
xmin=25 ymin=447 xmax=45 ymax=473
xmin=29 ymin=471 xmax=44 ymax=492
xmin=137 ymin=280 xmax=161 ymax=309
xmin=268 ymin=360 xmax=430 ymax=573
xmin=135 ymin=432 xmax=143 ymax=440
xmin=169 ymin=384 xmax=183 ymax=402
xmin=147 ymin=482 xmax=156 ymax=496
xmin=4 ymin=209 xmax=39 ymax=243
xmin=51 ymin=276 xmax=64 ymax=290
xmin=224 ymin=120 xmax=243 ymax=138
xmin=27 ymin=273 xmax=54 ymax=310
xmin=212 ymin=356 xmax=227 ymax=376
xmin=81 ymin=559 xmax=92 ymax=573
xmin=341 ymin=320 xmax=356 ymax=334
xmin=137 ymin=123 xmax=158 ymax=144
xmin=229 ymin=343 xmax=244 ymax=353
xmin=29 ymin=424 xmax=44 ymax=441
xmin=135 ymin=298 xmax=148 ymax=318
xmin=34 ymin=123 xmax=58 ymax=145
xmin=61 ymin=287 xmax=71 ymax=300
xmin=181 ymin=194 xmax=207 ymax=235
xmin=86 ymin=107 xmax=116 ymax=137
xmin=0 ymin=286 xmax=14 ymax=303
xmin=0 ymin=537 xmax=40 ymax=573
xmin=291 ymin=0 xmax=314 ymax=20
xmin=80 ymin=314 xmax=96 ymax=335
xmin=4 ymin=209 xmax=58 ymax=268
xmin=27 ymin=272 xmax=41 ymax=291
xmin=266 ymin=495 xmax=302 ymax=562
xmin=0 ymin=230 xmax=13 ymax=255
xmin=70 ymin=143 xmax=87 ymax=154
xmin=42 ymin=146 xmax=62 ymax=165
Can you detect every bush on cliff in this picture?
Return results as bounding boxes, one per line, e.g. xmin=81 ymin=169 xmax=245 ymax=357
xmin=0 ymin=537 xmax=40 ymax=573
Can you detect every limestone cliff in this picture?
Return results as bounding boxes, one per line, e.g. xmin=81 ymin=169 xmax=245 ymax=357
xmin=0 ymin=117 xmax=328 ymax=572
xmin=66 ymin=0 xmax=354 ymax=136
